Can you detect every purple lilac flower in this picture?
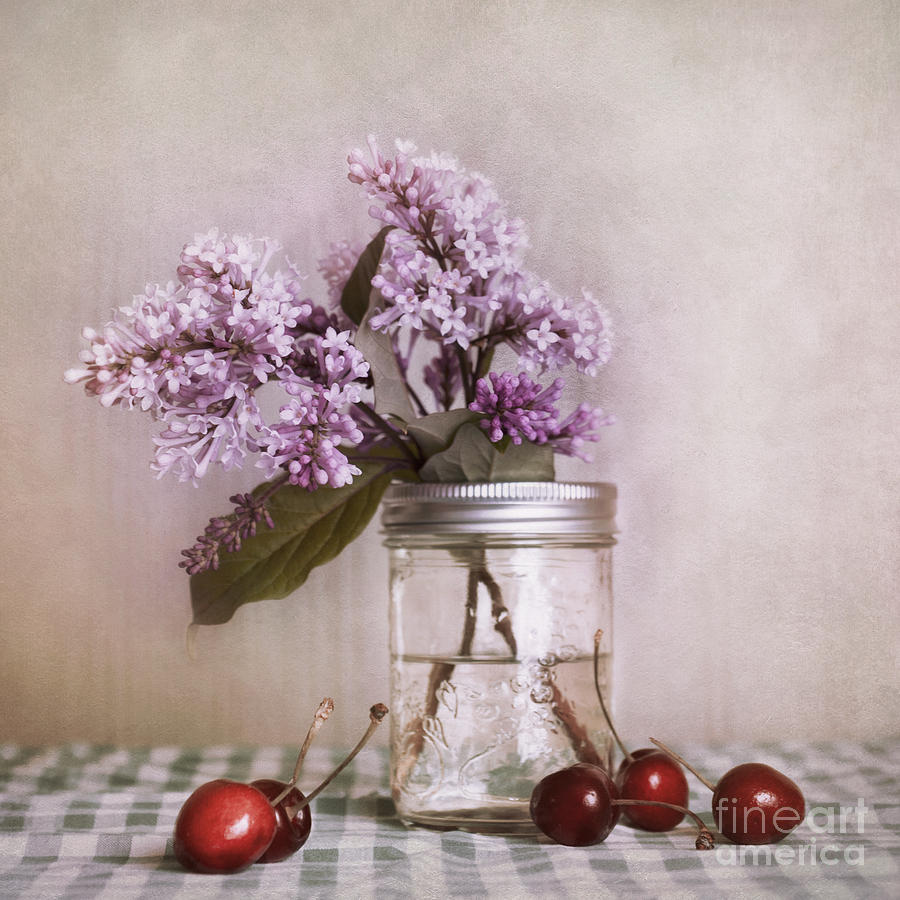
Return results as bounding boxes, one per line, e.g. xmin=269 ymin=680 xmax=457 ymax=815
xmin=498 ymin=282 xmax=614 ymax=377
xmin=470 ymin=371 xmax=612 ymax=458
xmin=347 ymin=136 xmax=450 ymax=232
xmin=257 ymin=383 xmax=364 ymax=490
xmin=153 ymin=386 xmax=260 ymax=480
xmin=66 ymin=233 xmax=371 ymax=488
xmin=548 ymin=403 xmax=615 ymax=461
xmin=256 ymin=328 xmax=369 ymax=489
xmin=348 ymin=137 xmax=527 ymax=353
xmin=177 ymin=228 xmax=276 ymax=303
xmin=180 ymin=492 xmax=277 ymax=575
xmin=346 ymin=137 xmax=613 ymax=392
xmin=469 ymin=372 xmax=564 ymax=445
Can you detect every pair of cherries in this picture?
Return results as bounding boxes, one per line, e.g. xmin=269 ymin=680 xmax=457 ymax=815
xmin=173 ymin=700 xmax=388 ymax=874
xmin=530 ymin=631 xmax=805 ymax=848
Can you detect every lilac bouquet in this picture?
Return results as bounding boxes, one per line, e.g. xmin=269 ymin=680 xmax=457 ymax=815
xmin=66 ymin=138 xmax=614 ymax=626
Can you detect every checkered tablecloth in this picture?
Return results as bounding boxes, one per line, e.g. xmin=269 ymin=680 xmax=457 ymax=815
xmin=0 ymin=740 xmax=897 ymax=898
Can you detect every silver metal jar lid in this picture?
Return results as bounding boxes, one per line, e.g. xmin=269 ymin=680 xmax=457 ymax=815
xmin=380 ymin=481 xmax=617 ymax=535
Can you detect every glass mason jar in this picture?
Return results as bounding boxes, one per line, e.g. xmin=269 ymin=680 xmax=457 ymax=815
xmin=381 ymin=481 xmax=617 ymax=834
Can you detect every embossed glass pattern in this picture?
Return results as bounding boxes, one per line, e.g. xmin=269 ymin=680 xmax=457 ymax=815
xmin=382 ymin=482 xmax=616 ymax=834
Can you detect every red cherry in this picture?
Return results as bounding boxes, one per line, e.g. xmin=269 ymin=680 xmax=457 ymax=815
xmin=250 ymin=779 xmax=312 ymax=863
xmin=173 ymin=779 xmax=276 ymax=874
xmin=591 ymin=632 xmax=690 ymax=832
xmin=712 ymin=763 xmax=805 ymax=845
xmin=615 ymin=750 xmax=690 ymax=831
xmin=530 ymin=763 xmax=621 ymax=846
xmin=530 ymin=763 xmax=715 ymax=850
xmin=651 ymin=739 xmax=806 ymax=845
xmin=252 ymin=701 xmax=389 ymax=864
xmin=171 ymin=700 xmax=389 ymax=873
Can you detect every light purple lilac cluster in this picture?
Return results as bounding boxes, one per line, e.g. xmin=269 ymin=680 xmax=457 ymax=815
xmin=347 ymin=136 xmax=614 ymax=455
xmin=347 ymin=136 xmax=614 ymax=395
xmin=65 ymin=229 xmax=370 ymax=491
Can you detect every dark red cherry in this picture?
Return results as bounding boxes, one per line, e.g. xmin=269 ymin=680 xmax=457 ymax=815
xmin=712 ymin=763 xmax=805 ymax=845
xmin=591 ymin=632 xmax=690 ymax=833
xmin=250 ymin=779 xmax=312 ymax=863
xmin=530 ymin=763 xmax=621 ymax=846
xmin=616 ymin=750 xmax=690 ymax=831
xmin=249 ymin=702 xmax=389 ymax=864
xmin=651 ymin=739 xmax=806 ymax=845
xmin=173 ymin=779 xmax=277 ymax=874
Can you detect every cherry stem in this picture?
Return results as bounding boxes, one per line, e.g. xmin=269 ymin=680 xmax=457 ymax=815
xmin=593 ymin=629 xmax=632 ymax=763
xmin=649 ymin=737 xmax=717 ymax=792
xmin=290 ymin=704 xmax=389 ymax=813
xmin=268 ymin=697 xmax=335 ymax=808
xmin=611 ymin=799 xmax=715 ymax=850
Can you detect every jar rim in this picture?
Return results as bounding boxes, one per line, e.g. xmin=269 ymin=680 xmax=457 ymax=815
xmin=380 ymin=481 xmax=617 ymax=535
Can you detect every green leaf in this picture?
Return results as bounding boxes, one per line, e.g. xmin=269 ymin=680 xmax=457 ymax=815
xmin=406 ymin=409 xmax=480 ymax=459
xmin=418 ymin=423 xmax=555 ymax=483
xmin=340 ymin=226 xmax=392 ymax=325
xmin=338 ymin=228 xmax=415 ymax=423
xmin=355 ymin=291 xmax=417 ymax=423
xmin=190 ymin=464 xmax=395 ymax=626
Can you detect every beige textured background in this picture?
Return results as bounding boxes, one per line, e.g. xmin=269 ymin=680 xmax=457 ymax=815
xmin=1 ymin=0 xmax=898 ymax=750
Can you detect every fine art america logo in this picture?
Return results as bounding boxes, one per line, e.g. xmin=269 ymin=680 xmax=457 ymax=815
xmin=716 ymin=799 xmax=868 ymax=866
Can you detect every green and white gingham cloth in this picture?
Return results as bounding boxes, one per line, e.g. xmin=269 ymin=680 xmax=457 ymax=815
xmin=1 ymin=741 xmax=897 ymax=898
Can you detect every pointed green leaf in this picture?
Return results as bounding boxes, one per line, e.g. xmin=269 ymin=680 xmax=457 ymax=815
xmin=340 ymin=226 xmax=392 ymax=325
xmin=406 ymin=409 xmax=480 ymax=459
xmin=190 ymin=464 xmax=395 ymax=626
xmin=418 ymin=423 xmax=555 ymax=482
xmin=355 ymin=292 xmax=417 ymax=423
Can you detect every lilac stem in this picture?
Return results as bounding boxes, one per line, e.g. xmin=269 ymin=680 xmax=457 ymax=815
xmin=354 ymin=401 xmax=421 ymax=465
